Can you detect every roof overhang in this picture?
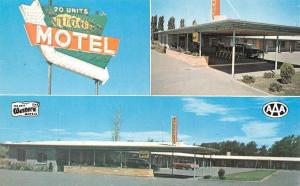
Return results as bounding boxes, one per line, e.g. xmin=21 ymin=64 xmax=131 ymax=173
xmin=156 ymin=19 xmax=300 ymax=36
xmin=1 ymin=141 xmax=218 ymax=155
xmin=153 ymin=152 xmax=300 ymax=162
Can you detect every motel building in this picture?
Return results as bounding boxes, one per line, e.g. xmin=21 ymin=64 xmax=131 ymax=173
xmin=1 ymin=141 xmax=300 ymax=177
xmin=156 ymin=0 xmax=300 ymax=78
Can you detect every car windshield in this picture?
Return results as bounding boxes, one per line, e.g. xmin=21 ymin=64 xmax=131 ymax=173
xmin=244 ymin=44 xmax=254 ymax=49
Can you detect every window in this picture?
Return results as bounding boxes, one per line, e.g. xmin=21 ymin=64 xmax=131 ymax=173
xmin=37 ymin=152 xmax=47 ymax=163
xmin=295 ymin=41 xmax=300 ymax=48
xmin=17 ymin=149 xmax=26 ymax=162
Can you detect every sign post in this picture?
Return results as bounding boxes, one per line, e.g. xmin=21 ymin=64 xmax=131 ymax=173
xmin=47 ymin=0 xmax=52 ymax=95
xmin=48 ymin=62 xmax=52 ymax=95
xmin=95 ymin=80 xmax=99 ymax=95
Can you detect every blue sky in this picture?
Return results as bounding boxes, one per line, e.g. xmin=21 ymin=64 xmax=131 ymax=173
xmin=0 ymin=0 xmax=150 ymax=95
xmin=0 ymin=96 xmax=299 ymax=147
xmin=152 ymin=0 xmax=300 ymax=29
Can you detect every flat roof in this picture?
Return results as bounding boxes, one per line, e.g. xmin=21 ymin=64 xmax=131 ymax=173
xmin=2 ymin=141 xmax=218 ymax=154
xmin=153 ymin=152 xmax=300 ymax=162
xmin=156 ymin=19 xmax=300 ymax=36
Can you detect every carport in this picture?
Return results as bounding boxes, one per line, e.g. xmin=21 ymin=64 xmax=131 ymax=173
xmin=3 ymin=141 xmax=218 ymax=178
xmin=157 ymin=19 xmax=300 ymax=78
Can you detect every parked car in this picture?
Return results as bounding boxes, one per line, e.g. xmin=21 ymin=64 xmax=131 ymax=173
xmin=126 ymin=158 xmax=159 ymax=171
xmin=236 ymin=43 xmax=264 ymax=58
xmin=173 ymin=160 xmax=199 ymax=170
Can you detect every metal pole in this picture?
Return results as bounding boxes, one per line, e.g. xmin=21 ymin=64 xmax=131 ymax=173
xmin=95 ymin=80 xmax=99 ymax=95
xmin=275 ymin=35 xmax=279 ymax=70
xmin=48 ymin=63 xmax=52 ymax=95
xmin=232 ymin=30 xmax=236 ymax=79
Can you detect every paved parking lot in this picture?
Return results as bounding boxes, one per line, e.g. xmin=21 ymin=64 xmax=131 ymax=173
xmin=151 ymin=51 xmax=266 ymax=96
xmin=0 ymin=169 xmax=299 ymax=186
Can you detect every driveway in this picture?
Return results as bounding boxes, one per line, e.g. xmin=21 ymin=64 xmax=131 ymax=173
xmin=0 ymin=169 xmax=299 ymax=186
xmin=151 ymin=51 xmax=267 ymax=96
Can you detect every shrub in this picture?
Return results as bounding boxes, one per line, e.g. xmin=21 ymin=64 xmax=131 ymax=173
xmin=218 ymin=168 xmax=225 ymax=180
xmin=280 ymin=63 xmax=295 ymax=84
xmin=269 ymin=82 xmax=283 ymax=92
xmin=263 ymin=72 xmax=275 ymax=79
xmin=242 ymin=75 xmax=256 ymax=84
xmin=184 ymin=51 xmax=191 ymax=55
xmin=203 ymin=175 xmax=212 ymax=179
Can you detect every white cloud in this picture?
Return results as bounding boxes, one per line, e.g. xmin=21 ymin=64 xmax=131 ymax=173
xmin=48 ymin=128 xmax=70 ymax=135
xmin=182 ymin=98 xmax=229 ymax=116
xmin=218 ymin=121 xmax=281 ymax=146
xmin=224 ymin=136 xmax=281 ymax=147
xmin=49 ymin=129 xmax=65 ymax=132
xmin=241 ymin=121 xmax=279 ymax=138
xmin=219 ymin=116 xmax=253 ymax=122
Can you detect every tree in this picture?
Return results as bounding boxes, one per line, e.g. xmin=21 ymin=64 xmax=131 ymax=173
xmin=112 ymin=108 xmax=122 ymax=141
xmin=269 ymin=135 xmax=300 ymax=157
xmin=151 ymin=15 xmax=158 ymax=41
xmin=158 ymin=16 xmax=164 ymax=31
xmin=258 ymin=145 xmax=269 ymax=156
xmin=192 ymin=20 xmax=198 ymax=26
xmin=168 ymin=17 xmax=175 ymax=30
xmin=180 ymin=19 xmax=185 ymax=28
xmin=245 ymin=141 xmax=257 ymax=156
xmin=0 ymin=145 xmax=8 ymax=158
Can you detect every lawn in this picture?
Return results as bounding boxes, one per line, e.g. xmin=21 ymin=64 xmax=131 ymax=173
xmin=224 ymin=170 xmax=276 ymax=181
xmin=245 ymin=71 xmax=300 ymax=96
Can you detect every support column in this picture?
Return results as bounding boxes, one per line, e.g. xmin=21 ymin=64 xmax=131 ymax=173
xmin=275 ymin=35 xmax=279 ymax=70
xmin=93 ymin=150 xmax=96 ymax=166
xmin=166 ymin=34 xmax=169 ymax=48
xmin=149 ymin=152 xmax=152 ymax=170
xmin=177 ymin=34 xmax=179 ymax=49
xmin=48 ymin=62 xmax=52 ymax=95
xmin=263 ymin=36 xmax=266 ymax=59
xmin=193 ymin=154 xmax=196 ymax=180
xmin=202 ymin=154 xmax=204 ymax=177
xmin=209 ymin=154 xmax=212 ymax=176
xmin=186 ymin=33 xmax=189 ymax=51
xmin=95 ymin=80 xmax=99 ymax=95
xmin=171 ymin=151 xmax=174 ymax=175
xmin=199 ymin=32 xmax=202 ymax=56
xmin=289 ymin=41 xmax=293 ymax=53
xmin=68 ymin=149 xmax=71 ymax=166
xmin=103 ymin=152 xmax=106 ymax=165
xmin=232 ymin=31 xmax=236 ymax=79
xmin=120 ymin=152 xmax=123 ymax=168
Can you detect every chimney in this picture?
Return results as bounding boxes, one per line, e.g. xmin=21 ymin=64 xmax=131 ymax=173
xmin=211 ymin=0 xmax=220 ymax=20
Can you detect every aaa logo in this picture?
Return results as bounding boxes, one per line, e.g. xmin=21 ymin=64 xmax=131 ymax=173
xmin=263 ymin=101 xmax=288 ymax=118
